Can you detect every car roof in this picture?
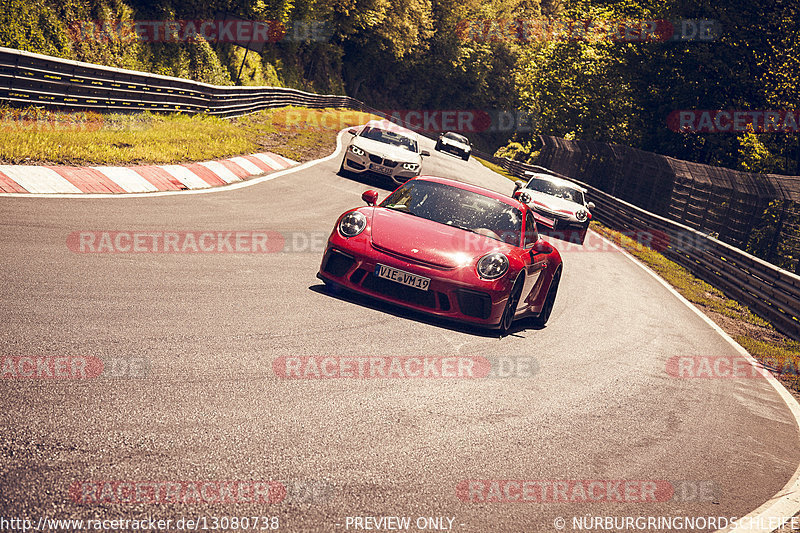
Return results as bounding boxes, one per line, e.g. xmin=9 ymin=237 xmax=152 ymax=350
xmin=362 ymin=119 xmax=419 ymax=139
xmin=523 ymin=171 xmax=587 ymax=193
xmin=413 ymin=176 xmax=526 ymax=210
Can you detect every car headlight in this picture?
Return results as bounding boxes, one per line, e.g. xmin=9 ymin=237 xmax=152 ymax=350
xmin=402 ymin=162 xmax=419 ymax=172
xmin=349 ymin=145 xmax=366 ymax=156
xmin=477 ymin=252 xmax=509 ymax=280
xmin=576 ymin=209 xmax=588 ymax=221
xmin=338 ymin=211 xmax=367 ymax=238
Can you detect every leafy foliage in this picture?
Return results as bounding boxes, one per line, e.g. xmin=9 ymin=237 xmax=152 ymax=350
xmin=1 ymin=0 xmax=798 ymax=174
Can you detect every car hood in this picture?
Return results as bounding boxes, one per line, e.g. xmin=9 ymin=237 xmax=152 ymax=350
xmin=522 ymin=190 xmax=583 ymax=215
xmin=370 ymin=208 xmax=509 ymax=268
xmin=352 ymin=138 xmax=421 ymax=163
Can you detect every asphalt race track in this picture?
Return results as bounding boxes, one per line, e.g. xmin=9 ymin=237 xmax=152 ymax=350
xmin=1 ymin=133 xmax=799 ymax=532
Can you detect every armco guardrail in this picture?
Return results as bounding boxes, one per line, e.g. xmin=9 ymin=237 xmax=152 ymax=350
xmin=493 ymin=157 xmax=800 ymax=341
xmin=0 ymin=46 xmax=361 ymax=117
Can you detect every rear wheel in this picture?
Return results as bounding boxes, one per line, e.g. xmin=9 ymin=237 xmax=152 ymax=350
xmin=533 ymin=268 xmax=561 ymax=327
xmin=462 ymin=153 xmax=470 ymax=161
xmin=435 ymin=140 xmax=442 ymax=151
xmin=499 ymin=275 xmax=524 ymax=335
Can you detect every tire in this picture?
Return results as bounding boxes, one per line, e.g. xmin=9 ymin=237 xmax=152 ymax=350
xmin=532 ymin=268 xmax=561 ymax=327
xmin=462 ymin=153 xmax=470 ymax=161
xmin=435 ymin=141 xmax=442 ymax=151
xmin=499 ymin=275 xmax=525 ymax=335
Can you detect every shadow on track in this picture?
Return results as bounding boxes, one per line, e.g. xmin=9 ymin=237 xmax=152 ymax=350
xmin=336 ymin=168 xmax=401 ymax=193
xmin=309 ymin=283 xmax=546 ymax=339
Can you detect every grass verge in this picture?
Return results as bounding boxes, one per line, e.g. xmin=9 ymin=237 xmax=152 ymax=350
xmin=0 ymin=106 xmax=381 ymax=166
xmin=476 ymin=157 xmax=517 ymax=182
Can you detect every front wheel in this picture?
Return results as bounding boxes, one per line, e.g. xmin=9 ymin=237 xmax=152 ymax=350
xmin=462 ymin=153 xmax=470 ymax=161
xmin=499 ymin=275 xmax=524 ymax=335
xmin=532 ymin=268 xmax=561 ymax=327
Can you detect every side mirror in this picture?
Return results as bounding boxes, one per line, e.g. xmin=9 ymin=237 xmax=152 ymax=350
xmin=362 ymin=190 xmax=379 ymax=206
xmin=514 ymin=180 xmax=525 ymax=192
xmin=348 ymin=129 xmax=357 ymax=135
xmin=420 ymin=150 xmax=431 ymax=157
xmin=529 ymin=240 xmax=554 ymax=260
xmin=587 ymin=201 xmax=596 ymax=210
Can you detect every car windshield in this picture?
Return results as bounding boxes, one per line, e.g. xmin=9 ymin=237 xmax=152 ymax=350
xmin=525 ymin=177 xmax=585 ymax=204
xmin=380 ymin=180 xmax=522 ymax=245
xmin=359 ymin=126 xmax=419 ymax=152
xmin=444 ymin=132 xmax=468 ymax=143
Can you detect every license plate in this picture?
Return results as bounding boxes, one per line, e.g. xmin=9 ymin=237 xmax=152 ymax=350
xmin=375 ymin=264 xmax=430 ymax=291
xmin=369 ymin=163 xmax=393 ymax=175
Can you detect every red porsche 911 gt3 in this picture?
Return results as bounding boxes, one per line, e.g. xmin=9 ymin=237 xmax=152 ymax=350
xmin=317 ymin=176 xmax=563 ymax=333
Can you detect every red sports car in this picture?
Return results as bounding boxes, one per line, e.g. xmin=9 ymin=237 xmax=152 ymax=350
xmin=317 ymin=176 xmax=563 ymax=333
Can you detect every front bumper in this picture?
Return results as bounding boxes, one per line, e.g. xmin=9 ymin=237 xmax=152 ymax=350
xmin=342 ymin=152 xmax=420 ymax=184
xmin=532 ymin=206 xmax=590 ymax=231
xmin=317 ymin=236 xmax=515 ymax=328
xmin=532 ymin=208 xmax=590 ymax=243
xmin=437 ymin=143 xmax=470 ymax=158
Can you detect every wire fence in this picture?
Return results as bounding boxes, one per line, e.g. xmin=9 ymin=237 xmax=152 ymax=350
xmin=535 ymin=136 xmax=800 ymax=272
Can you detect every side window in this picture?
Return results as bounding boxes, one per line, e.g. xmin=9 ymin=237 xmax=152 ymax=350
xmin=524 ymin=210 xmax=538 ymax=248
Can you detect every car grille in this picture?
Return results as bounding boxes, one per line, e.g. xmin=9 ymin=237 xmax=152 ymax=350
xmin=367 ymin=154 xmax=399 ymax=167
xmin=322 ymin=249 xmax=355 ymax=277
xmin=456 ymin=289 xmax=492 ymax=319
xmin=361 ymin=273 xmax=437 ymax=309
xmin=331 ymin=262 xmax=454 ymax=315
